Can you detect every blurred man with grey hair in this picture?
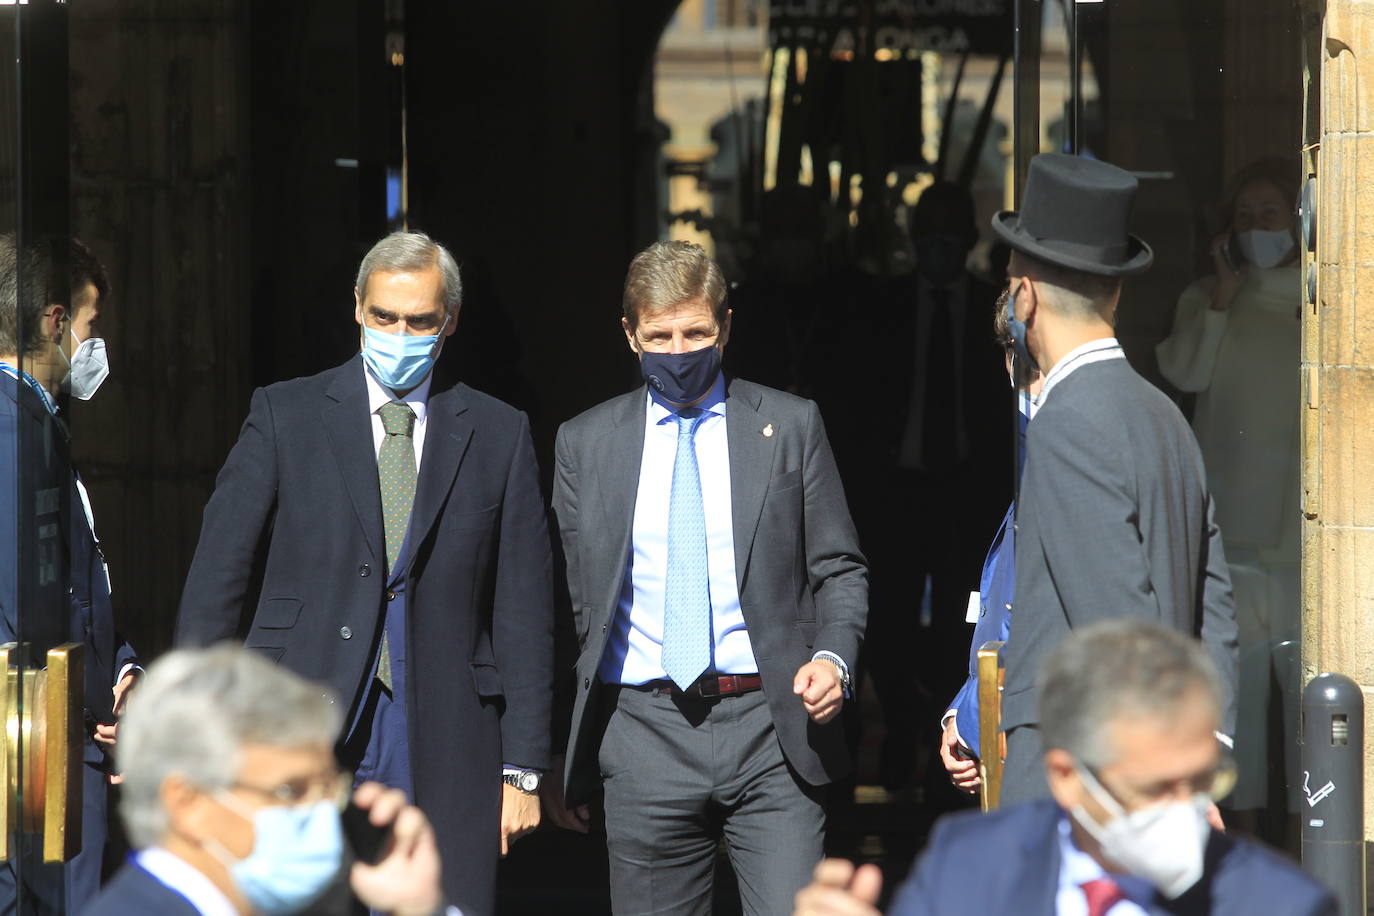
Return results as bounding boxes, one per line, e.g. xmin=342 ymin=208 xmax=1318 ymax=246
xmin=175 ymin=231 xmax=554 ymax=915
xmin=82 ymin=645 xmax=450 ymax=916
xmin=795 ymin=620 xmax=1334 ymax=916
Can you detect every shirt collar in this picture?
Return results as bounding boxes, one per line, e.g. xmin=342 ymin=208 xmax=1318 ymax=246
xmin=647 ymin=371 xmax=727 ymax=424
xmin=364 ymin=360 xmax=432 ymax=424
xmin=136 ymin=846 xmax=239 ymax=916
xmin=1036 ymin=336 xmax=1124 ymax=407
xmin=1056 ymin=811 xmax=1156 ymax=909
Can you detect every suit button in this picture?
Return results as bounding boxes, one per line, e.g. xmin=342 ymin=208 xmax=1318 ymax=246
xmin=601 ymin=623 xmax=607 ymax=632
xmin=359 ymin=564 xmax=371 ymax=578
xmin=583 ymin=678 xmax=590 ymax=689
xmin=340 ymin=626 xmax=353 ymax=640
xmin=386 ymin=590 xmax=396 ymax=601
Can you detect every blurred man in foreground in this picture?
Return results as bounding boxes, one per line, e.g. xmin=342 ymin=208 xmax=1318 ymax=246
xmin=83 ymin=645 xmax=455 ymax=916
xmin=796 ymin=621 xmax=1335 ymax=916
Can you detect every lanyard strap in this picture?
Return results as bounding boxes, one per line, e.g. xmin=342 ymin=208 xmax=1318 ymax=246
xmin=0 ymin=361 xmax=58 ymax=416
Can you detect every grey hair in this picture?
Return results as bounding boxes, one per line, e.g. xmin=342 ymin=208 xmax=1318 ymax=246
xmin=1038 ymin=620 xmax=1223 ymax=770
xmin=355 ymin=231 xmax=463 ymax=317
xmin=117 ymin=645 xmax=343 ymax=849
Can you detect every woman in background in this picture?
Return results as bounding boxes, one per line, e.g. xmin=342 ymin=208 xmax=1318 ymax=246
xmin=1157 ymin=158 xmax=1301 ymax=830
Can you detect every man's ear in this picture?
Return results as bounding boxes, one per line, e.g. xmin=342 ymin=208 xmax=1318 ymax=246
xmin=161 ymin=773 xmax=213 ymax=844
xmin=354 ymin=288 xmax=365 ymax=327
xmin=43 ymin=304 xmax=67 ymax=341
xmin=1043 ymin=748 xmax=1082 ymax=812
xmin=1016 ymin=277 xmax=1039 ymax=326
xmin=717 ymin=308 xmax=732 ymax=349
xmin=622 ymin=316 xmax=641 ymax=356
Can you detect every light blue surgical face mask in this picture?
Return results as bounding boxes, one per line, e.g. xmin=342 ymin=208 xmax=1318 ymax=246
xmin=361 ymin=320 xmax=446 ymax=391
xmin=208 ymin=793 xmax=343 ymax=915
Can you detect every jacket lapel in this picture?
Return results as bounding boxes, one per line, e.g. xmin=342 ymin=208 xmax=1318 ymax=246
xmin=725 ymin=379 xmax=774 ymax=590
xmin=408 ymin=378 xmax=473 ymax=552
xmin=322 ymin=358 xmax=385 ymax=561
xmin=595 ymin=390 xmax=646 ymax=615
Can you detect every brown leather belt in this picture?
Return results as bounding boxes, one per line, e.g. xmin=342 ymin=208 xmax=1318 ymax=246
xmin=642 ymin=673 xmax=763 ymax=699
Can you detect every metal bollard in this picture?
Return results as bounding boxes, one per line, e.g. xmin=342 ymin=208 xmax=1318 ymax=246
xmin=1301 ymin=673 xmax=1365 ymax=916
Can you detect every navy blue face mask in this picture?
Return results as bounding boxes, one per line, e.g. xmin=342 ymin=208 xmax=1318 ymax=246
xmin=1006 ymin=288 xmax=1039 ymax=376
xmin=639 ymin=345 xmax=721 ymax=406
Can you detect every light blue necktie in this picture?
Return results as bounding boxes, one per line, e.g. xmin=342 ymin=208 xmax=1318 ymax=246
xmin=662 ymin=408 xmax=712 ymax=690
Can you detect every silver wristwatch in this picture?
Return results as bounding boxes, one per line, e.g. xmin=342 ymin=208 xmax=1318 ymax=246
xmin=503 ymin=770 xmax=542 ymax=794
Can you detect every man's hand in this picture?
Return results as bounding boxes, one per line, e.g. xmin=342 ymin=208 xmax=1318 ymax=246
xmin=98 ymin=671 xmax=140 ymax=785
xmin=348 ymin=782 xmax=444 ymax=916
xmin=539 ymin=755 xmax=591 ymax=834
xmin=501 ymin=782 xmax=541 ymax=856
xmin=793 ymin=660 xmax=844 ymax=724
xmin=793 ymin=858 xmax=882 ymax=916
xmin=1206 ymin=801 xmax=1226 ymax=833
xmin=939 ymin=717 xmax=980 ymax=795
xmin=112 ymin=670 xmax=137 ymax=716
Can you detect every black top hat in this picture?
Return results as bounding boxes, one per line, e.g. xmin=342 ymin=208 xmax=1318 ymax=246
xmin=991 ymin=154 xmax=1153 ymax=277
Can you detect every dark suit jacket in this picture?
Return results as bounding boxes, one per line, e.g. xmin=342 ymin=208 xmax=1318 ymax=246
xmin=888 ymin=798 xmax=1336 ymax=915
xmin=0 ymin=372 xmax=72 ymax=656
xmin=0 ymin=373 xmax=137 ymax=758
xmin=1007 ymin=358 xmax=1238 ymax=736
xmin=175 ymin=356 xmax=554 ymax=912
xmin=80 ymin=862 xmax=200 ymax=916
xmin=553 ymin=377 xmax=868 ymax=806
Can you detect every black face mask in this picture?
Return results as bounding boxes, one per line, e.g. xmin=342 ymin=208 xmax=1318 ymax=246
xmin=639 ymin=345 xmax=721 ymax=406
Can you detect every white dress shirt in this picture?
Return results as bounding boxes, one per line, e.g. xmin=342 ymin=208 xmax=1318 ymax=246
xmin=364 ymin=362 xmax=432 ymax=468
xmin=1054 ymin=814 xmax=1153 ymax=916
xmin=135 ymin=847 xmax=238 ymax=916
xmin=600 ymin=374 xmax=759 ymax=684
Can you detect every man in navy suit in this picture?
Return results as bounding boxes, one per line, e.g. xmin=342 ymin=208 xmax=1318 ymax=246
xmin=175 ymin=231 xmax=554 ymax=915
xmin=0 ymin=235 xmax=138 ymax=913
xmin=795 ymin=620 xmax=1335 ymax=916
xmin=83 ymin=645 xmax=450 ymax=916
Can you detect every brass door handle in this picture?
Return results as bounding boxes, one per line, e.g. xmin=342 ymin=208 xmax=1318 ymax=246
xmin=0 ymin=643 xmax=84 ymax=863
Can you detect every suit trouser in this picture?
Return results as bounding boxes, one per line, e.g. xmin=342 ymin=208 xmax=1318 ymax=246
xmin=599 ymin=684 xmax=825 ymax=916
xmin=1000 ymin=724 xmax=1049 ymax=807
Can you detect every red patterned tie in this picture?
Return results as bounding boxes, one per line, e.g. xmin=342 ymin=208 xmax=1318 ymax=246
xmin=1080 ymin=877 xmax=1126 ymax=916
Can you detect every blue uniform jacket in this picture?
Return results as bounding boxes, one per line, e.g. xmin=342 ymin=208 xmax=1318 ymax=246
xmin=946 ymin=501 xmax=1014 ymax=755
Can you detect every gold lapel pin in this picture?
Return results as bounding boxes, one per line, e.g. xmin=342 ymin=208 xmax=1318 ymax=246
xmin=762 ymin=424 xmax=774 ymax=438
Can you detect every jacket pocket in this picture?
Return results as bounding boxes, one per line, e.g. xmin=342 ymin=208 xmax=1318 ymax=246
xmin=445 ymin=504 xmax=499 ymax=532
xmin=770 ymin=468 xmax=802 ymax=493
xmin=470 ymin=661 xmax=505 ymax=698
xmin=255 ymin=597 xmax=303 ymax=629
xmin=796 ymin=619 xmax=818 ymax=648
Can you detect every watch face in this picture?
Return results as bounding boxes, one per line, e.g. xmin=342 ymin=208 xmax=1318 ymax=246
xmin=519 ymin=772 xmax=540 ymax=792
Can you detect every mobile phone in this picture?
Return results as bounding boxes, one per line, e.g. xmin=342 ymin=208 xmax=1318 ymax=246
xmin=1221 ymin=234 xmax=1244 ymax=271
xmin=340 ymin=800 xmax=393 ymax=865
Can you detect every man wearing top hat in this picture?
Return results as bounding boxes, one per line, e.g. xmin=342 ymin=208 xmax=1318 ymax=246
xmin=993 ymin=154 xmax=1239 ymax=805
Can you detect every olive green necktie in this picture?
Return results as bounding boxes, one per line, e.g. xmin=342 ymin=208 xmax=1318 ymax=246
xmin=376 ymin=400 xmax=417 ymax=690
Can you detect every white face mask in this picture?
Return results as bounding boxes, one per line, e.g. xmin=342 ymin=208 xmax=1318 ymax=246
xmin=1236 ymin=228 xmax=1295 ymax=269
xmin=61 ymin=329 xmax=110 ymax=400
xmin=1070 ymin=765 xmax=1212 ymax=899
